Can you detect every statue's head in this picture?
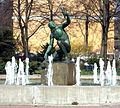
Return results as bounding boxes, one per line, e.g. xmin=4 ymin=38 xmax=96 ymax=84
xmin=48 ymin=21 xmax=56 ymax=29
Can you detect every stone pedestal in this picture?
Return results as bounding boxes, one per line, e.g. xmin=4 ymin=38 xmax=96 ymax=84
xmin=41 ymin=70 xmax=47 ymax=85
xmin=41 ymin=62 xmax=75 ymax=85
xmin=53 ymin=62 xmax=75 ymax=85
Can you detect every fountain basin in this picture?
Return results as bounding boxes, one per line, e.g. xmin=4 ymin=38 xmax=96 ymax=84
xmin=0 ymin=85 xmax=120 ymax=105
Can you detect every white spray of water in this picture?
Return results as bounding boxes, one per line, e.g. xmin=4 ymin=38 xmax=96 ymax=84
xmin=71 ymin=58 xmax=75 ymax=62
xmin=105 ymin=61 xmax=112 ymax=85
xmin=99 ymin=58 xmax=105 ymax=86
xmin=75 ymin=56 xmax=81 ymax=86
xmin=5 ymin=56 xmax=18 ymax=85
xmin=47 ymin=55 xmax=53 ymax=86
xmin=5 ymin=61 xmax=12 ymax=85
xmin=5 ymin=56 xmax=30 ymax=85
xmin=25 ymin=57 xmax=30 ymax=84
xmin=11 ymin=56 xmax=18 ymax=84
xmin=16 ymin=58 xmax=26 ymax=85
xmin=93 ymin=63 xmax=99 ymax=84
xmin=112 ymin=59 xmax=117 ymax=86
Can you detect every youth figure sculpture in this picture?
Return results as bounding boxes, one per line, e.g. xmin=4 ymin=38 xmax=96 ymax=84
xmin=44 ymin=10 xmax=71 ymax=61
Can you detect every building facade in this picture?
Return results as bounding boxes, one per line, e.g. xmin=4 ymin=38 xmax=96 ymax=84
xmin=0 ymin=0 xmax=13 ymax=28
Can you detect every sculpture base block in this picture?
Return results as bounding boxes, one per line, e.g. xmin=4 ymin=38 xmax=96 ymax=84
xmin=41 ymin=62 xmax=75 ymax=85
xmin=53 ymin=62 xmax=75 ymax=85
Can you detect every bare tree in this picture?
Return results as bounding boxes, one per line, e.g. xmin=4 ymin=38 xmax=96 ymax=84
xmin=114 ymin=0 xmax=120 ymax=61
xmin=13 ymin=0 xmax=48 ymax=58
xmin=73 ymin=0 xmax=114 ymax=69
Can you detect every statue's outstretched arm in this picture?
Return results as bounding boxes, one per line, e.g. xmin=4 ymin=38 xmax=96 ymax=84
xmin=62 ymin=11 xmax=71 ymax=28
xmin=44 ymin=34 xmax=54 ymax=59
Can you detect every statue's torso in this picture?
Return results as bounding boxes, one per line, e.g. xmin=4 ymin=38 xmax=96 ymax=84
xmin=53 ymin=27 xmax=68 ymax=41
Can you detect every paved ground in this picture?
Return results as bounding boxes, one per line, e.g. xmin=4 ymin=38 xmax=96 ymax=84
xmin=0 ymin=105 xmax=120 ymax=108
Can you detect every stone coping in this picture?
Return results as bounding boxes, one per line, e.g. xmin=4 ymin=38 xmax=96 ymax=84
xmin=0 ymin=86 xmax=120 ymax=105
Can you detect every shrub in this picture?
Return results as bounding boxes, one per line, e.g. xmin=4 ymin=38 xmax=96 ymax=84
xmin=70 ymin=41 xmax=93 ymax=56
xmin=0 ymin=58 xmax=6 ymax=74
xmin=0 ymin=28 xmax=15 ymax=61
xmin=87 ymin=57 xmax=99 ymax=65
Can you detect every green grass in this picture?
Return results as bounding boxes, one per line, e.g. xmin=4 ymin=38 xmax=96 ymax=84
xmin=81 ymin=69 xmax=93 ymax=75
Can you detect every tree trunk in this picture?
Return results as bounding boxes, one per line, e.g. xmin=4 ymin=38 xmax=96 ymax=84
xmin=85 ymin=14 xmax=89 ymax=48
xmin=114 ymin=0 xmax=120 ymax=61
xmin=24 ymin=0 xmax=29 ymax=58
xmin=101 ymin=0 xmax=110 ymax=70
xmin=24 ymin=25 xmax=29 ymax=58
xmin=101 ymin=25 xmax=108 ymax=70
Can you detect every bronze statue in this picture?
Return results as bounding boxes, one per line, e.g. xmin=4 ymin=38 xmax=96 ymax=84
xmin=44 ymin=9 xmax=71 ymax=61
